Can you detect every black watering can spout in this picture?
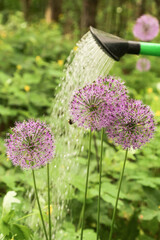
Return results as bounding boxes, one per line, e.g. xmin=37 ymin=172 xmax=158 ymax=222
xmin=90 ymin=26 xmax=160 ymax=61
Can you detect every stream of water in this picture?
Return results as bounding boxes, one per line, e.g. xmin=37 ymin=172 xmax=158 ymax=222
xmin=49 ymin=31 xmax=115 ymax=238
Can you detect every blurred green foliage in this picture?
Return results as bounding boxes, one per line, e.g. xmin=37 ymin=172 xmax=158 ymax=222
xmin=0 ymin=11 xmax=76 ymax=134
xmin=0 ymin=8 xmax=160 ymax=240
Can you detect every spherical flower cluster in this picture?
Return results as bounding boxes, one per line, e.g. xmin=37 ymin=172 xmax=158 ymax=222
xmin=96 ymin=76 xmax=128 ymax=101
xmin=70 ymin=76 xmax=128 ymax=131
xmin=133 ymin=14 xmax=159 ymax=41
xmin=6 ymin=120 xmax=55 ymax=169
xmin=70 ymin=83 xmax=110 ymax=131
xmin=136 ymin=58 xmax=151 ymax=72
xmin=106 ymin=99 xmax=155 ymax=149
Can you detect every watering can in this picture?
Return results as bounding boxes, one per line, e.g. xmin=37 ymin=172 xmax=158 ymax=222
xmin=90 ymin=26 xmax=160 ymax=61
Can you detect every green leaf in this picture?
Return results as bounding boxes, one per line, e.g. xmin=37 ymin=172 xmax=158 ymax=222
xmin=56 ymin=222 xmax=79 ymax=240
xmin=83 ymin=229 xmax=97 ymax=239
xmin=22 ymin=73 xmax=41 ymax=84
xmin=141 ymin=208 xmax=157 ymax=220
xmin=0 ymin=72 xmax=10 ymax=83
xmin=137 ymin=179 xmax=157 ymax=188
xmin=87 ymin=187 xmax=98 ymax=198
xmin=156 ymin=211 xmax=160 ymax=222
xmin=138 ymin=235 xmax=155 ymax=240
xmin=0 ymin=105 xmax=17 ymax=116
xmin=2 ymin=210 xmax=14 ymax=223
xmin=46 ymin=69 xmax=64 ymax=78
xmin=0 ymin=220 xmax=10 ymax=236
xmin=70 ymin=175 xmax=85 ymax=192
xmin=101 ymin=182 xmax=126 ymax=199
xmin=11 ymin=224 xmax=32 ymax=240
xmin=101 ymin=193 xmax=123 ymax=208
xmin=29 ymin=93 xmax=50 ymax=106
xmin=2 ymin=174 xmax=16 ymax=189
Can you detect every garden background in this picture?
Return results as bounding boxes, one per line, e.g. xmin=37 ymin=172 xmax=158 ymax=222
xmin=0 ymin=0 xmax=160 ymax=239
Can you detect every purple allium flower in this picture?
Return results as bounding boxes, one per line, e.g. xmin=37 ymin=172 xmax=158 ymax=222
xmin=136 ymin=58 xmax=151 ymax=72
xmin=6 ymin=120 xmax=55 ymax=169
xmin=133 ymin=14 xmax=159 ymax=41
xmin=96 ymin=76 xmax=128 ymax=101
xmin=106 ymin=99 xmax=155 ymax=149
xmin=70 ymin=76 xmax=128 ymax=131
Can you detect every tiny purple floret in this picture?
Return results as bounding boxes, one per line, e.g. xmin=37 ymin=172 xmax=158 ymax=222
xmin=5 ymin=119 xmax=55 ymax=169
xmin=133 ymin=14 xmax=159 ymax=41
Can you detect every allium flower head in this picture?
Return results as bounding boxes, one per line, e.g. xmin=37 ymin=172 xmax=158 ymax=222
xmin=106 ymin=99 xmax=155 ymax=149
xmin=70 ymin=76 xmax=128 ymax=131
xmin=136 ymin=58 xmax=151 ymax=72
xmin=96 ymin=76 xmax=128 ymax=101
xmin=133 ymin=14 xmax=159 ymax=41
xmin=6 ymin=120 xmax=55 ymax=169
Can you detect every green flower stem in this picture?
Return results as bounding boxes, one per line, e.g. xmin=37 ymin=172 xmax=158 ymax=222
xmin=47 ymin=163 xmax=51 ymax=240
xmin=80 ymin=129 xmax=92 ymax=240
xmin=96 ymin=128 xmax=104 ymax=240
xmin=77 ymin=204 xmax=84 ymax=231
xmin=32 ymin=169 xmax=48 ymax=240
xmin=108 ymin=148 xmax=128 ymax=240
